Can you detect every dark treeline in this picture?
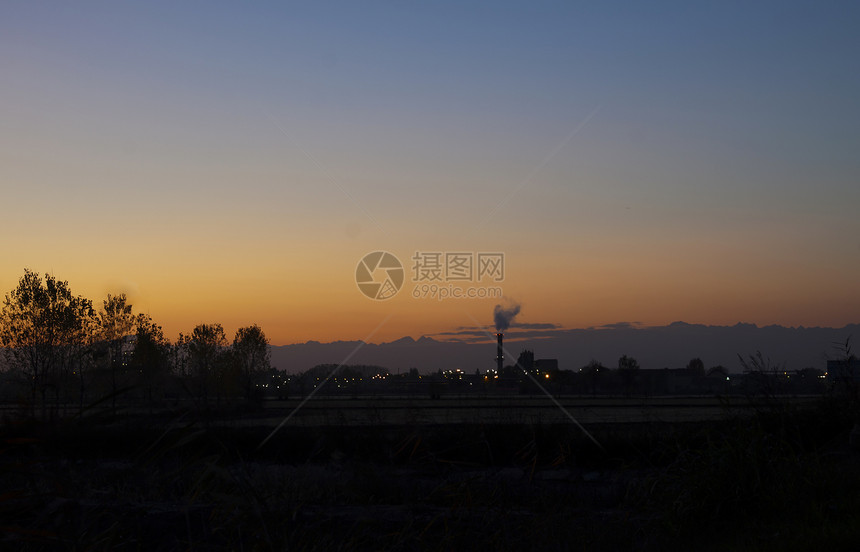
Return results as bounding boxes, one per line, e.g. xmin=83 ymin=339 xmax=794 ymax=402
xmin=0 ymin=269 xmax=271 ymax=418
xmin=268 ymin=354 xmax=833 ymax=400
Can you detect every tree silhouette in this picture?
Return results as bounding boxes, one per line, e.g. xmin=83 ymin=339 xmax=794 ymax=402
xmin=686 ymin=357 xmax=705 ymax=376
xmin=0 ymin=269 xmax=94 ymax=418
xmin=617 ymin=354 xmax=639 ymax=371
xmin=99 ymin=293 xmax=136 ymax=414
xmin=176 ymin=323 xmax=228 ymax=408
xmin=132 ymin=313 xmax=170 ymax=408
xmin=232 ymin=324 xmax=270 ymax=402
xmin=71 ymin=295 xmax=99 ymax=413
xmin=617 ymin=354 xmax=640 ymax=396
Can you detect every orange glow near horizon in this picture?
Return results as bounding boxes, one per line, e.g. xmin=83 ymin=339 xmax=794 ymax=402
xmin=2 ymin=247 xmax=858 ymax=347
xmin=4 ymin=206 xmax=860 ymax=345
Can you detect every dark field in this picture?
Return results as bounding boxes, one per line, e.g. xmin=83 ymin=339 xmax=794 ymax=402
xmin=2 ymin=396 xmax=860 ymax=551
xmin=229 ymin=395 xmax=823 ymax=426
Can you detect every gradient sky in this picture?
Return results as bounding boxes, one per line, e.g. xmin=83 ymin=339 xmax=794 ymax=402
xmin=2 ymin=1 xmax=859 ymax=345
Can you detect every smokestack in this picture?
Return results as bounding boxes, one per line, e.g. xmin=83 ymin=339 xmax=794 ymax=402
xmin=496 ymin=333 xmax=504 ymax=374
xmin=492 ymin=300 xmax=519 ymax=376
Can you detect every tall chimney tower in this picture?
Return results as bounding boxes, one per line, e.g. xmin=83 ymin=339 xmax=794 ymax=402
xmin=496 ymin=333 xmax=504 ymax=374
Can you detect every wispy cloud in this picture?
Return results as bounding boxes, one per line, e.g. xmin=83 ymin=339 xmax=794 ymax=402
xmin=595 ymin=322 xmax=642 ymax=330
xmin=432 ymin=322 xmax=566 ymax=342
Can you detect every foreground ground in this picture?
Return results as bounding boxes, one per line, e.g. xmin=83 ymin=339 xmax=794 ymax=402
xmin=2 ymin=396 xmax=860 ymax=551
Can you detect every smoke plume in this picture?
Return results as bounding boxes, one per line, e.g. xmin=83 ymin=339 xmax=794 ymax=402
xmin=493 ymin=302 xmax=521 ymax=331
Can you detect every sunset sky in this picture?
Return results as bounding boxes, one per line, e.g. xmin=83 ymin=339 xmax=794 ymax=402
xmin=2 ymin=1 xmax=859 ymax=345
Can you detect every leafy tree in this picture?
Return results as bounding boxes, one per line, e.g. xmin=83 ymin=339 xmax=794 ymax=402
xmin=686 ymin=357 xmax=705 ymax=376
xmin=0 ymin=269 xmax=94 ymax=418
xmin=176 ymin=323 xmax=228 ymax=406
xmin=132 ymin=313 xmax=170 ymax=407
xmin=617 ymin=354 xmax=640 ymax=396
xmin=618 ymin=354 xmax=640 ymax=372
xmin=99 ymin=293 xmax=136 ymax=413
xmin=232 ymin=324 xmax=270 ymax=401
xmin=71 ymin=297 xmax=100 ymax=412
